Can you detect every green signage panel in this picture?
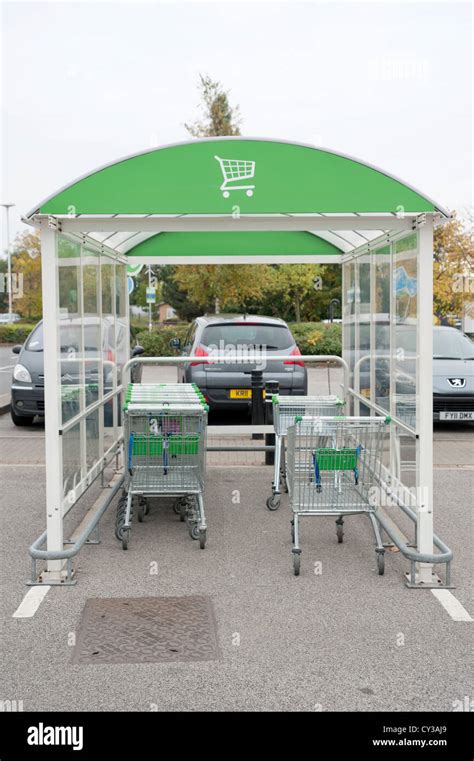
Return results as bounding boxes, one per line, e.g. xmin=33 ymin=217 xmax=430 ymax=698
xmin=39 ymin=139 xmax=436 ymax=216
xmin=127 ymin=231 xmax=343 ymax=258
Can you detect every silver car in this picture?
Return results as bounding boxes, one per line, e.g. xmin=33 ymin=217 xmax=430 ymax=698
xmin=378 ymin=325 xmax=474 ymax=423
xmin=174 ymin=314 xmax=308 ymax=412
xmin=432 ymin=326 xmax=474 ymax=422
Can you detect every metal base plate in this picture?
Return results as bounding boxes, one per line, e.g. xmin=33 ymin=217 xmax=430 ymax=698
xmin=405 ymin=571 xmax=454 ymax=589
xmin=72 ymin=595 xmax=220 ymax=664
xmin=27 ymin=569 xmax=77 ymax=586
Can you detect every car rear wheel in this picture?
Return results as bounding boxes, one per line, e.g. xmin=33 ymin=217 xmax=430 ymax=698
xmin=11 ymin=408 xmax=35 ymax=426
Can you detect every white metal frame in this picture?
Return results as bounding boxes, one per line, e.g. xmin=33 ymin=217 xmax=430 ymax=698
xmin=32 ymin=205 xmax=439 ymax=585
xmin=341 ymin=222 xmax=439 ymax=583
xmin=41 ymin=227 xmax=64 ymax=578
xmin=39 ymin=225 xmax=128 ymax=580
xmin=416 ymin=218 xmax=435 ymax=583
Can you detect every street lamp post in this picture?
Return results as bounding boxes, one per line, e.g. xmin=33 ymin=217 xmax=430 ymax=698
xmin=1 ymin=203 xmax=15 ymax=323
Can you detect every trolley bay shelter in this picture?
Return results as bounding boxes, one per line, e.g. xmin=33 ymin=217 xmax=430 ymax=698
xmin=23 ymin=137 xmax=453 ymax=587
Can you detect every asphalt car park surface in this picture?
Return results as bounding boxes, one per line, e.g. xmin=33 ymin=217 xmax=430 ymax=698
xmin=0 ymin=345 xmax=17 ymax=402
xmin=0 ymin=368 xmax=472 ymax=712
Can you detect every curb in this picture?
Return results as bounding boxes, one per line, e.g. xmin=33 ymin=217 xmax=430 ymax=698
xmin=0 ymin=396 xmax=11 ymax=416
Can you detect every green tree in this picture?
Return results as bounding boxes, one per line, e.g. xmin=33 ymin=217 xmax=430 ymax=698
xmin=11 ymin=231 xmax=42 ymax=320
xmin=185 ymin=74 xmax=241 ymax=137
xmin=160 ymin=265 xmax=203 ymax=321
xmin=433 ymin=214 xmax=473 ymax=321
xmin=173 ymin=264 xmax=273 ymax=313
xmin=302 ymin=265 xmax=342 ymax=321
xmin=129 ymin=268 xmax=149 ymax=310
xmin=271 ymin=264 xmax=323 ymax=322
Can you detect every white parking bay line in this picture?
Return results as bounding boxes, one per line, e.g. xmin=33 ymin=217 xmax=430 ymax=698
xmin=13 ymin=586 xmax=51 ymax=618
xmin=432 ymin=590 xmax=473 ymax=622
xmin=0 ymin=364 xmax=15 ymax=371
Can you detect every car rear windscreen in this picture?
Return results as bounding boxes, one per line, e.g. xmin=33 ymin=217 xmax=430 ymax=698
xmin=201 ymin=323 xmax=294 ymax=350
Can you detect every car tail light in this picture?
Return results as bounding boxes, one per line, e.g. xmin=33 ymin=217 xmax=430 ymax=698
xmin=284 ymin=346 xmax=305 ymax=367
xmin=190 ymin=345 xmax=209 ymax=367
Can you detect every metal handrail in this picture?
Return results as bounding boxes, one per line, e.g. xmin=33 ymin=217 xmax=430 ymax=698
xmin=348 ymin=387 xmax=416 ymax=436
xmin=28 ymin=473 xmax=123 ymax=584
xmin=352 ymin=351 xmax=416 ymax=435
xmin=122 ymin=354 xmax=350 ymax=401
xmin=377 ymin=475 xmax=453 ymax=562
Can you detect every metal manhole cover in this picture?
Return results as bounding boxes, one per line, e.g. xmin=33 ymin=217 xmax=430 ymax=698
xmin=72 ymin=596 xmax=220 ymax=664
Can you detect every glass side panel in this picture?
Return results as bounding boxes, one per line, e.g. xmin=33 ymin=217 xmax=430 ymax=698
xmin=374 ymin=244 xmax=391 ymax=411
xmin=357 ymin=254 xmax=371 ymax=401
xmin=57 ymin=235 xmax=83 ymax=425
xmin=393 ymin=232 xmax=418 ymax=429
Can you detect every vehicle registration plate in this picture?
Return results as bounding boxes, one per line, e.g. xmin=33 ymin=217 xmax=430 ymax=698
xmin=230 ymin=389 xmax=252 ymax=399
xmin=439 ymin=411 xmax=474 ymax=421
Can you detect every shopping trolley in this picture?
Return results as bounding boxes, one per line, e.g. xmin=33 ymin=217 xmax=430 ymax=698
xmin=285 ymin=415 xmax=390 ymax=575
xmin=125 ymin=383 xmax=206 ymax=405
xmin=266 ymin=395 xmax=344 ymax=511
xmin=395 ymin=395 xmax=416 ymax=430
xmin=115 ymin=385 xmax=208 ymax=550
xmin=214 ymin=155 xmax=255 ymax=198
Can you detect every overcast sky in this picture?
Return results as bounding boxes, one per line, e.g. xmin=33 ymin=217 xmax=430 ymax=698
xmin=1 ymin=0 xmax=472 ymax=243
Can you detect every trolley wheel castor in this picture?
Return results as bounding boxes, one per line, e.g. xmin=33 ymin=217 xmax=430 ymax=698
xmin=144 ymin=500 xmax=150 ymax=516
xmin=189 ymin=524 xmax=200 ymax=540
xmin=266 ymin=494 xmax=281 ymax=511
xmin=115 ymin=523 xmax=125 ymax=541
xmin=377 ymin=552 xmax=385 ymax=576
xmin=173 ymin=499 xmax=182 ymax=515
xmin=292 ymin=551 xmax=301 ymax=576
xmin=137 ymin=502 xmax=145 ymax=523
xmin=199 ymin=529 xmax=207 ymax=550
xmin=291 ymin=520 xmax=295 ymax=542
xmin=336 ymin=525 xmax=344 ymax=544
xmin=122 ymin=529 xmax=130 ymax=550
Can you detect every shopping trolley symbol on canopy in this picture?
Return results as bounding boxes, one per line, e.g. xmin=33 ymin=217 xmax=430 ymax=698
xmin=214 ymin=155 xmax=255 ymax=198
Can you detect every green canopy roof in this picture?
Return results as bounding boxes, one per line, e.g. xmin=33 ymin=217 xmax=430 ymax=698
xmin=26 ymin=138 xmax=448 ymax=261
xmin=34 ymin=138 xmax=440 ymax=217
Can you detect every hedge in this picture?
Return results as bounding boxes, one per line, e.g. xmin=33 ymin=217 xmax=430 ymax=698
xmin=0 ymin=323 xmax=36 ymax=345
xmin=1 ymin=320 xmax=342 ymax=357
xmin=136 ymin=323 xmax=190 ymax=357
xmin=287 ymin=322 xmax=342 ymax=357
xmin=137 ymin=321 xmax=341 ymax=357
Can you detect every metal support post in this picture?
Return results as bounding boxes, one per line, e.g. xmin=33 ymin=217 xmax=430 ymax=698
xmin=41 ymin=227 xmax=66 ymax=581
xmin=264 ymin=380 xmax=279 ymax=465
xmin=412 ymin=218 xmax=436 ymax=585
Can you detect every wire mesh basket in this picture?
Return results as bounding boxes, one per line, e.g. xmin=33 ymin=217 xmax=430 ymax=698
xmin=266 ymin=394 xmax=345 ymax=510
xmin=116 ymin=384 xmax=209 ymax=551
xmin=285 ymin=415 xmax=390 ymax=576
